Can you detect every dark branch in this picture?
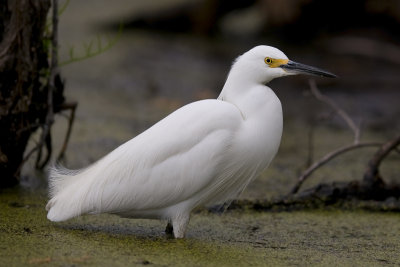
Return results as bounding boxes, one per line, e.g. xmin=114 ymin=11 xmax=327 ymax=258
xmin=363 ymin=134 xmax=400 ymax=186
xmin=290 ymin=142 xmax=382 ymax=194
xmin=57 ymin=102 xmax=77 ymax=160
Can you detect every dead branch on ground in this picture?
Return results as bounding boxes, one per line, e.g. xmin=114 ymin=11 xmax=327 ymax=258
xmin=291 ymin=142 xmax=382 ymax=194
xmin=290 ymin=80 xmax=385 ymax=195
xmin=363 ymin=134 xmax=400 ymax=187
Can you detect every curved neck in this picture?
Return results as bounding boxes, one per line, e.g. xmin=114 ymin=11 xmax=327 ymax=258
xmin=218 ymin=63 xmax=279 ymax=119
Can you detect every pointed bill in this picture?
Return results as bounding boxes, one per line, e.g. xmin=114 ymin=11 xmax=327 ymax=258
xmin=280 ymin=60 xmax=337 ymax=78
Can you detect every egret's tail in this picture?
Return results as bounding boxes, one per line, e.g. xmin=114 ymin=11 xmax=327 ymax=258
xmin=46 ymin=164 xmax=90 ymax=222
xmin=47 ymin=164 xmax=80 ymax=198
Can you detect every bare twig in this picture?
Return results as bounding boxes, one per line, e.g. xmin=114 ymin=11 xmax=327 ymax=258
xmin=59 ymin=23 xmax=122 ymax=66
xmin=290 ymin=142 xmax=382 ymax=194
xmin=34 ymin=101 xmax=77 ymax=169
xmin=290 ymin=80 xmax=379 ymax=195
xmin=363 ymin=134 xmax=400 ymax=186
xmin=309 ymin=79 xmax=360 ymax=143
xmin=35 ymin=132 xmax=52 ymax=169
xmin=57 ymin=101 xmax=77 ymax=160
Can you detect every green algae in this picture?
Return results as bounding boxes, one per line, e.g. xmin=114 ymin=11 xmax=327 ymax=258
xmin=1 ymin=188 xmax=400 ymax=266
xmin=0 ymin=188 xmax=264 ymax=266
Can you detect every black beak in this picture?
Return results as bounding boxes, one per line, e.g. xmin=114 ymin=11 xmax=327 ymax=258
xmin=280 ymin=60 xmax=337 ymax=78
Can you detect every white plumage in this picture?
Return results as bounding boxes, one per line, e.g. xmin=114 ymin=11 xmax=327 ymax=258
xmin=46 ymin=45 xmax=335 ymax=238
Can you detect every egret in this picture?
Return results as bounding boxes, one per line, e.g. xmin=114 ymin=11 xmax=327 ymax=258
xmin=46 ymin=45 xmax=335 ymax=238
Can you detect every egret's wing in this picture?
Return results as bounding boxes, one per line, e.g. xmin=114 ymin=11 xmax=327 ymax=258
xmin=70 ymin=99 xmax=243 ymax=215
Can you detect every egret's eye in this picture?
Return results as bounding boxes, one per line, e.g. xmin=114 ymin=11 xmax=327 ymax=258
xmin=264 ymin=57 xmax=272 ymax=64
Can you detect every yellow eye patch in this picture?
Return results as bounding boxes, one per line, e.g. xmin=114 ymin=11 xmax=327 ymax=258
xmin=264 ymin=57 xmax=289 ymax=68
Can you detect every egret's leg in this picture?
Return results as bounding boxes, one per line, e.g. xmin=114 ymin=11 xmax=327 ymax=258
xmin=172 ymin=213 xmax=190 ymax=239
xmin=165 ymin=221 xmax=173 ymax=235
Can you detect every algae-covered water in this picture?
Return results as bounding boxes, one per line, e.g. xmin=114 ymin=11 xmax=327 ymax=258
xmin=1 ymin=187 xmax=400 ymax=266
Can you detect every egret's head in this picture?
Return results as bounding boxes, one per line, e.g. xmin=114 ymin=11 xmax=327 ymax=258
xmin=234 ymin=45 xmax=336 ymax=84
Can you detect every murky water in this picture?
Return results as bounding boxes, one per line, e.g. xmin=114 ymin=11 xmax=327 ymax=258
xmin=2 ymin=188 xmax=400 ymax=266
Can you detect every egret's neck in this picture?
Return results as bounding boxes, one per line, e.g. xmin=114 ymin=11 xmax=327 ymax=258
xmin=218 ymin=64 xmax=283 ymax=170
xmin=218 ymin=65 xmax=280 ymax=119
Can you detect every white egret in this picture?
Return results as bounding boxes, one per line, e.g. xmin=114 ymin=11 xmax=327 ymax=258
xmin=46 ymin=45 xmax=335 ymax=238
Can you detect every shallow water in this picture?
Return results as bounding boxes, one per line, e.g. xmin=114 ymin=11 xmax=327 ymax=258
xmin=1 ymin=188 xmax=400 ymax=266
